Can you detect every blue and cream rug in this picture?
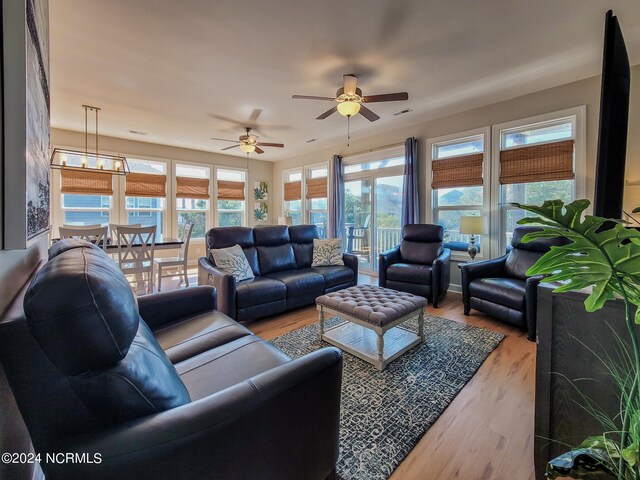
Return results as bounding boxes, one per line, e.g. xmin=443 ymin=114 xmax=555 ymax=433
xmin=269 ymin=314 xmax=504 ymax=480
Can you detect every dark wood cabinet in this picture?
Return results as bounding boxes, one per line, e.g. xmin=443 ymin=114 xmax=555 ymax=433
xmin=535 ymin=285 xmax=637 ymax=479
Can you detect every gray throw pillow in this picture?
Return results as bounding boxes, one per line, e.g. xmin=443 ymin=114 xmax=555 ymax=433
xmin=312 ymin=239 xmax=344 ymax=267
xmin=210 ymin=245 xmax=255 ymax=282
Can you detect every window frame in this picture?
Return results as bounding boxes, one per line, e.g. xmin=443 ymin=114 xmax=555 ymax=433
xmin=426 ymin=127 xmax=491 ymax=261
xmin=282 ymin=167 xmax=304 ymax=225
xmin=174 ymin=162 xmax=212 ymax=240
xmin=304 ymin=163 xmax=328 ymax=237
xmin=214 ymin=165 xmax=248 ymax=228
xmin=490 ymin=106 xmax=586 ymax=257
xmin=121 ymin=157 xmax=169 ymax=237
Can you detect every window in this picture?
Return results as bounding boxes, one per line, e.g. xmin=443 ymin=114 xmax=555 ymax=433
xmin=216 ymin=168 xmax=246 ymax=227
xmin=61 ymin=193 xmax=112 ymax=226
xmin=283 ymin=169 xmax=303 ymax=225
xmin=429 ymin=131 xmax=488 ymax=255
xmin=125 ymin=159 xmax=167 ymax=239
xmin=497 ymin=116 xmax=577 ymax=252
xmin=305 ymin=166 xmax=328 ymax=238
xmin=176 ymin=164 xmax=210 ymax=239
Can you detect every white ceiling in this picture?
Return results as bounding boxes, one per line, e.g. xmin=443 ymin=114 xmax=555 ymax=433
xmin=49 ymin=0 xmax=640 ymax=161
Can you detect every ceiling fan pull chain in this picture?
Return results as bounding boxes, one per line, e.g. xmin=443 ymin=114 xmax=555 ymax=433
xmin=347 ymin=115 xmax=351 ymax=146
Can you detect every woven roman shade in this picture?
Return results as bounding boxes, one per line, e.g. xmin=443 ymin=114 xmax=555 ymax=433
xmin=176 ymin=177 xmax=210 ymax=199
xmin=499 ymin=139 xmax=574 ymax=184
xmin=284 ymin=181 xmax=302 ymax=201
xmin=60 ymin=170 xmax=113 ymax=195
xmin=306 ymin=177 xmax=327 ymax=199
xmin=125 ymin=173 xmax=167 ymax=198
xmin=217 ymin=180 xmax=245 ymax=200
xmin=431 ymin=153 xmax=483 ymax=189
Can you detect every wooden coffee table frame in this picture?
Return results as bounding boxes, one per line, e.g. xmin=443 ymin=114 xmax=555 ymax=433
xmin=317 ymin=303 xmax=425 ymax=371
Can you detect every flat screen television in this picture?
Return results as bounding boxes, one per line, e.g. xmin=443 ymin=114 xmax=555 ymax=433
xmin=593 ymin=10 xmax=631 ymax=219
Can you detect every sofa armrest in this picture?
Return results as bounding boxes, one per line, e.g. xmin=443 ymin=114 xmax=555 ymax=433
xmin=431 ymin=248 xmax=451 ymax=307
xmin=525 ymin=274 xmax=545 ymax=342
xmin=137 ymin=286 xmax=217 ymax=331
xmin=342 ymin=252 xmax=359 ymax=281
xmin=378 ymin=245 xmax=401 ymax=288
xmin=51 ymin=347 xmax=343 ymax=480
xmin=459 ymin=255 xmax=508 ymax=312
xmin=198 ymin=257 xmax=237 ymax=319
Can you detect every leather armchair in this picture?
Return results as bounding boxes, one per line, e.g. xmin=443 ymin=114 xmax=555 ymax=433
xmin=460 ymin=226 xmax=567 ymax=341
xmin=378 ymin=224 xmax=451 ymax=308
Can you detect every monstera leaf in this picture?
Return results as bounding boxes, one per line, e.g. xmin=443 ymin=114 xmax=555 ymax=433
xmin=512 ymin=199 xmax=640 ymax=322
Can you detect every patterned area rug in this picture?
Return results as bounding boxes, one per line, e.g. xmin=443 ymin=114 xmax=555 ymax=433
xmin=269 ymin=314 xmax=504 ymax=480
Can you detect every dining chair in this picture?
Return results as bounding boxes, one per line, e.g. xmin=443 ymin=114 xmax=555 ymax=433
xmin=154 ymin=223 xmax=194 ymax=292
xmin=115 ymin=225 xmax=157 ymax=295
xmin=109 ymin=223 xmax=141 ymax=240
xmin=59 ymin=225 xmax=109 ymax=251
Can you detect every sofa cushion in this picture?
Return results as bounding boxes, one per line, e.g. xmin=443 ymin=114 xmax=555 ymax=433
xmin=311 ymin=266 xmax=354 ymax=289
xmin=400 ymin=241 xmax=442 ymax=266
xmin=312 ymin=239 xmax=344 ymax=267
xmin=386 ymin=263 xmax=432 ymax=285
xmin=254 ymin=225 xmax=290 ymax=245
xmin=154 ymin=311 xmax=253 ymax=364
xmin=235 ymin=277 xmax=287 ymax=308
xmin=210 ymin=244 xmax=255 ymax=282
xmin=175 ymin=335 xmax=290 ymax=401
xmin=257 ymin=244 xmax=297 ymax=275
xmin=469 ymin=277 xmax=526 ymax=311
xmin=266 ymin=270 xmax=325 ymax=298
xmin=69 ymin=320 xmax=191 ymax=426
xmin=206 ymin=227 xmax=260 ymax=275
xmin=24 ymin=241 xmax=139 ymax=376
xmin=290 ymin=225 xmax=318 ymax=268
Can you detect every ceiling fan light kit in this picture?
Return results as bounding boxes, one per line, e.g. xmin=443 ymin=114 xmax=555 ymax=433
xmin=239 ymin=143 xmax=256 ymax=153
xmin=337 ymin=100 xmax=361 ymax=117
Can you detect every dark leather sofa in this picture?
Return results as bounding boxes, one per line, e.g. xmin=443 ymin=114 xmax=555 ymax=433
xmin=378 ymin=224 xmax=451 ymax=308
xmin=0 ymin=239 xmax=342 ymax=480
xmin=460 ymin=226 xmax=567 ymax=341
xmin=198 ymin=225 xmax=358 ymax=321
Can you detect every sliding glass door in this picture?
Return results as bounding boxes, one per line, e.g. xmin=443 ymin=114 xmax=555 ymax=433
xmin=344 ymin=180 xmax=372 ymax=270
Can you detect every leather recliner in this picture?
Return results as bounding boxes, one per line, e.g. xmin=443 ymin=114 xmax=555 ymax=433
xmin=0 ymin=239 xmax=342 ymax=480
xmin=198 ymin=225 xmax=358 ymax=321
xmin=378 ymin=224 xmax=451 ymax=308
xmin=460 ymin=226 xmax=568 ymax=341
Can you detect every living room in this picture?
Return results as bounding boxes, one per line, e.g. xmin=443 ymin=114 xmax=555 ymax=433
xmin=2 ymin=1 xmax=640 ymax=479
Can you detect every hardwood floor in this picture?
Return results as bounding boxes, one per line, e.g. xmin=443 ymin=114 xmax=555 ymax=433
xmin=163 ymin=270 xmax=536 ymax=480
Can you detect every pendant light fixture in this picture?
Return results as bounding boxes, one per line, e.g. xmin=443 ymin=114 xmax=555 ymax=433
xmin=50 ymin=105 xmax=129 ymax=175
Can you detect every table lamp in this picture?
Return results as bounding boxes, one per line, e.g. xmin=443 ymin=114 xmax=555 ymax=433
xmin=460 ymin=216 xmax=487 ymax=262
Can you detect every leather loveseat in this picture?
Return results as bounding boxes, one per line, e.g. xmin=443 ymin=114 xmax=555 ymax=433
xmin=0 ymin=239 xmax=342 ymax=480
xmin=459 ymin=226 xmax=568 ymax=341
xmin=198 ymin=225 xmax=358 ymax=321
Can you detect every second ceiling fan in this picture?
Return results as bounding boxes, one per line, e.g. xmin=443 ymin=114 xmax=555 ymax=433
xmin=293 ymin=74 xmax=408 ymax=121
xmin=211 ymin=127 xmax=284 ymax=154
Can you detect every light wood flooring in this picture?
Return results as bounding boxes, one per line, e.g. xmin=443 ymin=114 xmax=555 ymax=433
xmin=161 ymin=269 xmax=536 ymax=480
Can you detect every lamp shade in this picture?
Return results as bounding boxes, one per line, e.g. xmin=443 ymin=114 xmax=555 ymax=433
xmin=277 ymin=216 xmax=293 ymax=226
xmin=460 ymin=216 xmax=487 ymax=235
xmin=337 ymin=101 xmax=361 ymax=117
xmin=240 ymin=143 xmax=256 ymax=153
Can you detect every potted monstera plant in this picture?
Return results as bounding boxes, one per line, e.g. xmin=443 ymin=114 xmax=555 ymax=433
xmin=512 ymin=199 xmax=640 ymax=480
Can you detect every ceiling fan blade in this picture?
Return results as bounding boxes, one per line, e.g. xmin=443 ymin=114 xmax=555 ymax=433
xmin=292 ymin=95 xmax=336 ymax=101
xmin=211 ymin=137 xmax=240 ymax=143
xmin=254 ymin=147 xmax=265 ymax=154
xmin=343 ymin=74 xmax=358 ymax=95
xmin=257 ymin=142 xmax=284 ymax=148
xmin=358 ymin=105 xmax=380 ymax=122
xmin=362 ymin=92 xmax=409 ymax=103
xmin=248 ymin=109 xmax=262 ymax=123
xmin=221 ymin=144 xmax=240 ymax=151
xmin=316 ymin=106 xmax=338 ymax=120
xmin=208 ymin=113 xmax=245 ymax=126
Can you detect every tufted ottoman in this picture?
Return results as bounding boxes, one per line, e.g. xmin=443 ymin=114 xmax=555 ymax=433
xmin=316 ymin=285 xmax=428 ymax=371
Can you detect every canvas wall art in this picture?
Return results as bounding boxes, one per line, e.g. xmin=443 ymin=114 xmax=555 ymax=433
xmin=254 ymin=181 xmax=268 ymax=201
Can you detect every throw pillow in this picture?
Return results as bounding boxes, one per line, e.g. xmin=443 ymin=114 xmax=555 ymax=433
xmin=311 ymin=239 xmax=344 ymax=267
xmin=210 ymin=244 xmax=255 ymax=282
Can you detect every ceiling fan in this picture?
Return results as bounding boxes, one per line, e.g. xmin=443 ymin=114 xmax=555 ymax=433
xmin=292 ymin=74 xmax=408 ymax=122
xmin=211 ymin=127 xmax=284 ymax=154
